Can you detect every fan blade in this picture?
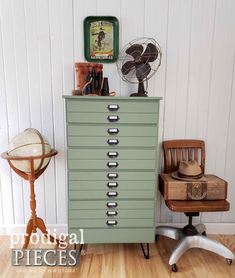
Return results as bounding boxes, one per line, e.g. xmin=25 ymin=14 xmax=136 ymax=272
xmin=141 ymin=43 xmax=158 ymax=62
xmin=136 ymin=63 xmax=151 ymax=80
xmin=125 ymin=44 xmax=144 ymax=59
xmin=121 ymin=61 xmax=136 ymax=75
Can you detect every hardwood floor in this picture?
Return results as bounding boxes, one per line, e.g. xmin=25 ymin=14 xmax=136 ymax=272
xmin=0 ymin=235 xmax=234 ymax=277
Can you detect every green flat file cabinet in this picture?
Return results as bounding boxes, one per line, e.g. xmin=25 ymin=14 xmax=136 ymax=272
xmin=63 ymin=96 xmax=161 ymax=244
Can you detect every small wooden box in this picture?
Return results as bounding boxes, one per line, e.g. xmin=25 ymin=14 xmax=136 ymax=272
xmin=159 ymin=174 xmax=227 ymax=200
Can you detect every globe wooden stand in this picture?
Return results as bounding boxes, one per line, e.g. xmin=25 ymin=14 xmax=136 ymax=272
xmin=1 ymin=149 xmax=58 ymax=249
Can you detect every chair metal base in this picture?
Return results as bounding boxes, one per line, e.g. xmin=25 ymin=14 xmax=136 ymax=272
xmin=156 ymin=225 xmax=234 ymax=270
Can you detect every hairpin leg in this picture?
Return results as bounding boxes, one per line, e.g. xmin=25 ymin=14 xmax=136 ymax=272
xmin=74 ymin=243 xmax=84 ymax=254
xmin=140 ymin=243 xmax=149 ymax=259
xmin=79 ymin=244 xmax=84 ymax=253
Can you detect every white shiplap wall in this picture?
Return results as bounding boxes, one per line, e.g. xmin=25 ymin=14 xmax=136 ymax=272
xmin=0 ymin=0 xmax=235 ymax=229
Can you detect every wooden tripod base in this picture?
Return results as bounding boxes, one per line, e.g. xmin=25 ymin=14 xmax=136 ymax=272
xmin=1 ymin=149 xmax=59 ymax=249
xmin=23 ymin=217 xmax=59 ymax=249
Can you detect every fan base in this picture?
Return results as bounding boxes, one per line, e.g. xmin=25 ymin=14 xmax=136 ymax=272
xmin=130 ymin=92 xmax=148 ymax=97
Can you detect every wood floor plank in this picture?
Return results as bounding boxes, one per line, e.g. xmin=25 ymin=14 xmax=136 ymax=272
xmin=0 ymin=235 xmax=234 ymax=277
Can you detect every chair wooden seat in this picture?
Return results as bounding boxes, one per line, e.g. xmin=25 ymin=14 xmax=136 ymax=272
xmin=166 ymin=200 xmax=230 ymax=212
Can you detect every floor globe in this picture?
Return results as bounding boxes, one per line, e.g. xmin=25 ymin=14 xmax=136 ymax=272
xmin=8 ymin=128 xmax=51 ymax=173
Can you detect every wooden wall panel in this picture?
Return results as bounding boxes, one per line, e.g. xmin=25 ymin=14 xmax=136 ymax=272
xmin=185 ymin=0 xmax=216 ymax=139
xmin=144 ymin=0 xmax=169 ymax=223
xmin=202 ymin=0 xmax=235 ymax=223
xmin=120 ymin=0 xmax=145 ymax=96
xmin=54 ymin=0 xmax=74 ymax=224
xmin=61 ymin=0 xmax=74 ymax=94
xmin=11 ymin=0 xmax=31 ymax=225
xmin=47 ymin=0 xmax=63 ymax=225
xmin=97 ymin=0 xmax=121 ymax=96
xmin=164 ymin=0 xmax=192 ymax=140
xmin=183 ymin=0 xmax=216 ymax=224
xmin=0 ymin=5 xmax=10 ymax=225
xmin=161 ymin=0 xmax=193 ymax=223
xmin=0 ymin=0 xmax=19 ymax=225
xmin=24 ymin=0 xmax=43 ymax=223
xmin=223 ymin=55 xmax=235 ymax=222
xmin=0 ymin=0 xmax=235 ymax=227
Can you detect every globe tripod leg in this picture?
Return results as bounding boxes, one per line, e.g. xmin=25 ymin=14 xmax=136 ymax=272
xmin=37 ymin=217 xmax=59 ymax=245
xmin=23 ymin=218 xmax=34 ymax=249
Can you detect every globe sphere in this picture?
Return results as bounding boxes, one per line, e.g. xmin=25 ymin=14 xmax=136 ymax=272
xmin=8 ymin=128 xmax=51 ymax=173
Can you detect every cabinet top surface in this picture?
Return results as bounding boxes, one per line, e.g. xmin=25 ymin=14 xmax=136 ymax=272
xmin=63 ymin=95 xmax=162 ymax=101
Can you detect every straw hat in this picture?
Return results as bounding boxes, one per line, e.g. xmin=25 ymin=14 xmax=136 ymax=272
xmin=171 ymin=160 xmax=207 ymax=181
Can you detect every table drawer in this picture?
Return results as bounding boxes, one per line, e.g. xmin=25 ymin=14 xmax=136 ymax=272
xmin=67 ymin=124 xmax=157 ymax=137
xmin=68 ymin=148 xmax=156 ymax=160
xmin=69 ymin=209 xmax=154 ymax=219
xmin=69 ymin=180 xmax=155 ymax=191
xmin=68 ymin=136 xmax=157 ymax=147
xmin=66 ymin=99 xmax=159 ymax=114
xmin=68 ymin=159 xmax=155 ymax=170
xmin=68 ymin=190 xmax=154 ymax=200
xmin=67 ymin=112 xmax=157 ymax=124
xmin=69 ymin=200 xmax=154 ymax=210
xmin=69 ymin=228 xmax=155 ymax=243
xmin=69 ymin=218 xmax=154 ymax=228
xmin=69 ymin=171 xmax=156 ymax=181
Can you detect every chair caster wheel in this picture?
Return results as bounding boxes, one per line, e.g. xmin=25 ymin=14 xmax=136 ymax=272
xmin=226 ymin=259 xmax=232 ymax=265
xmin=172 ymin=264 xmax=178 ymax=272
xmin=155 ymin=235 xmax=159 ymax=242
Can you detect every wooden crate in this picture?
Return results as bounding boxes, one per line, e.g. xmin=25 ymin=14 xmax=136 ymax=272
xmin=159 ymin=174 xmax=227 ymax=200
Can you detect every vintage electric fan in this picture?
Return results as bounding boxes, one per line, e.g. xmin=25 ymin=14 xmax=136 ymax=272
xmin=117 ymin=37 xmax=162 ymax=96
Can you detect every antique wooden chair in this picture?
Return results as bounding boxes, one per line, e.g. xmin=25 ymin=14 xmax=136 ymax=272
xmin=156 ymin=139 xmax=234 ymax=272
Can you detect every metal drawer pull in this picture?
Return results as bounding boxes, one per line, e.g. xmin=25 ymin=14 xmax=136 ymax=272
xmin=107 ymin=191 xmax=118 ymax=197
xmin=106 ymin=202 xmax=118 ymax=208
xmin=108 ymin=128 xmax=119 ymax=135
xmin=107 ymin=182 xmax=118 ymax=188
xmin=106 ymin=220 xmax=118 ymax=226
xmin=106 ymin=211 xmax=118 ymax=216
xmin=107 ymin=104 xmax=119 ymax=111
xmin=107 ymin=151 xmax=119 ymax=158
xmin=107 ymin=173 xmax=118 ymax=179
xmin=107 ymin=139 xmax=119 ymax=145
xmin=107 ymin=115 xmax=119 ymax=122
xmin=107 ymin=162 xmax=119 ymax=168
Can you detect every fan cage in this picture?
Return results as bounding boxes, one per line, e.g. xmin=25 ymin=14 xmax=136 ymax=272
xmin=116 ymin=37 xmax=162 ymax=84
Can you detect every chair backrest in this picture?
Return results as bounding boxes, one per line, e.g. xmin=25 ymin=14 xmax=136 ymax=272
xmin=163 ymin=139 xmax=205 ymax=174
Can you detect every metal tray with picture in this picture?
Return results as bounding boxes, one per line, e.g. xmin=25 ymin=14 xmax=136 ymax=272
xmin=84 ymin=16 xmax=119 ymax=63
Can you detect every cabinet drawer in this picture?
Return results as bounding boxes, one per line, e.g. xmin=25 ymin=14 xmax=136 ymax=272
xmin=67 ymin=112 xmax=157 ymax=124
xmin=69 ymin=218 xmax=154 ymax=228
xmin=67 ymin=124 xmax=157 ymax=137
xmin=69 ymin=180 xmax=155 ymax=191
xmin=68 ymin=148 xmax=156 ymax=160
xmin=69 ymin=200 xmax=154 ymax=210
xmin=68 ymin=190 xmax=154 ymax=200
xmin=69 ymin=228 xmax=155 ymax=243
xmin=66 ymin=99 xmax=159 ymax=114
xmin=68 ymin=136 xmax=157 ymax=147
xmin=69 ymin=171 xmax=156 ymax=181
xmin=69 ymin=209 xmax=154 ymax=219
xmin=68 ymin=159 xmax=155 ymax=170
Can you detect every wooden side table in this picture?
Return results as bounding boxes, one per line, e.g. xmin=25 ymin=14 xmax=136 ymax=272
xmin=1 ymin=149 xmax=58 ymax=248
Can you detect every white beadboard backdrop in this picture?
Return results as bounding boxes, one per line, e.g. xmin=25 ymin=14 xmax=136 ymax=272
xmin=0 ymin=0 xmax=235 ymax=232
